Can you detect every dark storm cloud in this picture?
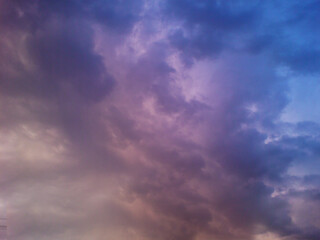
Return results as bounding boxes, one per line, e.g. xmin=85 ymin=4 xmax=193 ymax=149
xmin=149 ymin=1 xmax=320 ymax=238
xmin=1 ymin=0 xmax=320 ymax=240
xmin=28 ymin=19 xmax=114 ymax=102
xmin=0 ymin=0 xmax=127 ymax=178
xmin=164 ymin=0 xmax=260 ymax=58
xmin=164 ymin=0 xmax=320 ymax=74
xmin=0 ymin=0 xmax=133 ymax=102
xmin=0 ymin=0 xmax=145 ymax=169
xmin=0 ymin=2 xmax=141 ymax=238
xmin=38 ymin=0 xmax=143 ymax=33
xmin=165 ymin=1 xmax=257 ymax=60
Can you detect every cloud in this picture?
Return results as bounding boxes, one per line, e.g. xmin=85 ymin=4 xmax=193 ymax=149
xmin=0 ymin=0 xmax=320 ymax=240
xmin=164 ymin=0 xmax=320 ymax=74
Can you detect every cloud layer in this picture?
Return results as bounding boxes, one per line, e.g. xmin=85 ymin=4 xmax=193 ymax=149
xmin=1 ymin=1 xmax=320 ymax=240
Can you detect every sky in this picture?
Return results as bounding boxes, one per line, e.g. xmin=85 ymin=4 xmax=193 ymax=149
xmin=0 ymin=0 xmax=320 ymax=240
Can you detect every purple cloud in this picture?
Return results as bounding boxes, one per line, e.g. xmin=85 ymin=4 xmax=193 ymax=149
xmin=0 ymin=1 xmax=320 ymax=240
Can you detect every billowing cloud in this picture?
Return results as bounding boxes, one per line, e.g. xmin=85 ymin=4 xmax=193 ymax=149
xmin=0 ymin=1 xmax=320 ymax=240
